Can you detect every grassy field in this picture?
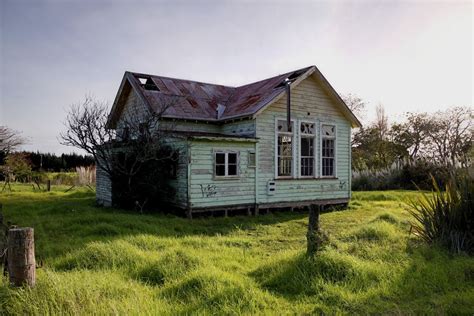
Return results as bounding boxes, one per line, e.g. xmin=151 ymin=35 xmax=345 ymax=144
xmin=0 ymin=184 xmax=473 ymax=315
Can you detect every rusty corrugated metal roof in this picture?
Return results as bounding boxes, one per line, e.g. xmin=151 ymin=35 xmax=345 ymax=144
xmin=128 ymin=66 xmax=314 ymax=122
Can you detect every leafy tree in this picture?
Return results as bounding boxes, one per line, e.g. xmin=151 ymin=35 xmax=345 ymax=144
xmin=390 ymin=112 xmax=431 ymax=160
xmin=1 ymin=153 xmax=33 ymax=191
xmin=353 ymin=106 xmax=473 ymax=173
xmin=352 ymin=126 xmax=403 ymax=171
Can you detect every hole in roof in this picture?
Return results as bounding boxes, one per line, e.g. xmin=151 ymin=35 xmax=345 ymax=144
xmin=288 ymin=69 xmax=305 ymax=80
xmin=136 ymin=76 xmax=160 ymax=91
xmin=274 ymin=69 xmax=306 ymax=89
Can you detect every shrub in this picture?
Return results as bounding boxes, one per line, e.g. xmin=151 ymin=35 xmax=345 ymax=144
xmin=352 ymin=161 xmax=451 ymax=191
xmin=408 ymin=175 xmax=474 ymax=254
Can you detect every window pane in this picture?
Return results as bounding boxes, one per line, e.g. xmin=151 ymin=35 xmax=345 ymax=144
xmin=301 ymin=157 xmax=314 ymax=176
xmin=228 ymin=153 xmax=237 ymax=164
xmin=322 ymin=139 xmax=334 ymax=158
xmin=301 ymin=138 xmax=314 ymax=157
xmin=279 ymin=136 xmax=292 ymax=156
xmin=322 ymin=158 xmax=334 ymax=176
xmin=216 ymin=165 xmax=225 ymax=176
xmin=216 ymin=153 xmax=225 ymax=164
xmin=278 ymin=157 xmax=292 ymax=176
xmin=228 ymin=164 xmax=237 ymax=176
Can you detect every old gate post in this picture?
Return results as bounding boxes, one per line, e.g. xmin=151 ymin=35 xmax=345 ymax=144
xmin=306 ymin=205 xmax=321 ymax=256
xmin=7 ymin=227 xmax=36 ymax=287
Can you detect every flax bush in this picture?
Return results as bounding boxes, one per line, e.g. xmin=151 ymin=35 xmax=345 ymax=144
xmin=409 ymin=175 xmax=474 ymax=254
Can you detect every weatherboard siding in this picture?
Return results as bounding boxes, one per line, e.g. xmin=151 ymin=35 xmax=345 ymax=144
xmin=162 ymin=137 xmax=189 ymax=208
xmin=220 ymin=119 xmax=256 ymax=136
xmin=96 ymin=159 xmax=112 ymax=207
xmin=255 ymin=76 xmax=351 ymax=204
xmin=188 ymin=140 xmax=256 ymax=208
xmin=116 ymin=90 xmax=150 ymax=135
xmin=160 ymin=121 xmax=220 ymax=134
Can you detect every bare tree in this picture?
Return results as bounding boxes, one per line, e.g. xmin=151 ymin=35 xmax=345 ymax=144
xmin=342 ymin=93 xmax=366 ymax=119
xmin=0 ymin=126 xmax=26 ymax=154
xmin=375 ymin=103 xmax=389 ymax=140
xmin=424 ymin=107 xmax=473 ymax=168
xmin=59 ymin=95 xmax=180 ymax=209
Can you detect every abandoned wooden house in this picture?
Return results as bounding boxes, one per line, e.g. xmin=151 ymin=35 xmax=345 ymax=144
xmin=96 ymin=65 xmax=362 ymax=217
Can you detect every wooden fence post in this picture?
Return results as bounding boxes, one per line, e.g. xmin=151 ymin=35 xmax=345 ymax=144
xmin=306 ymin=205 xmax=321 ymax=256
xmin=46 ymin=180 xmax=51 ymax=192
xmin=7 ymin=228 xmax=36 ymax=287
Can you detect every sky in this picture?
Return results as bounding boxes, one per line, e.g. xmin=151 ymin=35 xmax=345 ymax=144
xmin=0 ymin=0 xmax=472 ymax=154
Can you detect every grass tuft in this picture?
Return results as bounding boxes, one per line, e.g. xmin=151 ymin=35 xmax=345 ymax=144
xmin=349 ymin=222 xmax=400 ymax=242
xmin=373 ymin=212 xmax=399 ymax=224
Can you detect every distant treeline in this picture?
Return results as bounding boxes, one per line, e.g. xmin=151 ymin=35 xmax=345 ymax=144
xmin=0 ymin=151 xmax=94 ymax=172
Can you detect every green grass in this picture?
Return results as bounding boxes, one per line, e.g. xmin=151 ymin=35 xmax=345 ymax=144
xmin=0 ymin=184 xmax=473 ymax=315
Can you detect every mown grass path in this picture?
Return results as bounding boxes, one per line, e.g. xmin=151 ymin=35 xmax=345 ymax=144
xmin=1 ymin=185 xmax=473 ymax=315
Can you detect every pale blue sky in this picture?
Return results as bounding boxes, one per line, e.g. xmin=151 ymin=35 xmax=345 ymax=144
xmin=1 ymin=0 xmax=472 ymax=154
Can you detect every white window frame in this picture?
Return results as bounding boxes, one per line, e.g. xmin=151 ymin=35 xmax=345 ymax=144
xmin=298 ymin=120 xmax=317 ymax=178
xmin=319 ymin=123 xmax=337 ymax=178
xmin=214 ymin=151 xmax=240 ymax=178
xmin=275 ymin=118 xmax=296 ymax=179
xmin=248 ymin=150 xmax=256 ymax=168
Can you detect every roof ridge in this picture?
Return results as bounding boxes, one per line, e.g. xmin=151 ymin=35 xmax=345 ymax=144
xmin=234 ymin=65 xmax=315 ymax=89
xmin=128 ymin=71 xmax=236 ymax=89
xmin=128 ymin=65 xmax=315 ymax=90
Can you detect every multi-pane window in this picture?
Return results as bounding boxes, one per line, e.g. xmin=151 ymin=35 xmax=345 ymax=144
xmin=215 ymin=152 xmax=238 ymax=177
xmin=300 ymin=122 xmax=315 ymax=177
xmin=276 ymin=120 xmax=294 ymax=177
xmin=321 ymin=124 xmax=336 ymax=177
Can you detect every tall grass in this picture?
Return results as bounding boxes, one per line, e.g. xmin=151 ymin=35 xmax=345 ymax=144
xmin=0 ymin=184 xmax=473 ymax=314
xmin=409 ymin=176 xmax=474 ymax=254
xmin=76 ymin=166 xmax=95 ymax=186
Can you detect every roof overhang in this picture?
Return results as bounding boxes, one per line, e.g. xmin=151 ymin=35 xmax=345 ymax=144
xmin=251 ymin=66 xmax=362 ymax=128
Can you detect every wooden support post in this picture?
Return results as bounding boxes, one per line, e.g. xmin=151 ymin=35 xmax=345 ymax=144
xmin=255 ymin=205 xmax=259 ymax=216
xmin=7 ymin=227 xmax=36 ymax=287
xmin=46 ymin=180 xmax=51 ymax=192
xmin=186 ymin=209 xmax=192 ymax=220
xmin=247 ymin=206 xmax=251 ymax=216
xmin=224 ymin=209 xmax=228 ymax=217
xmin=306 ymin=205 xmax=321 ymax=256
